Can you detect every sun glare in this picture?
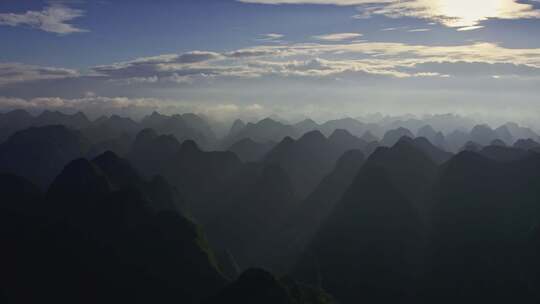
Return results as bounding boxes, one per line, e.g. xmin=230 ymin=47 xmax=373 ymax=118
xmin=411 ymin=0 xmax=538 ymax=28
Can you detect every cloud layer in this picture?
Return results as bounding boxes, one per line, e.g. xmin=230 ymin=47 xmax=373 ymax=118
xmin=240 ymin=0 xmax=540 ymax=30
xmin=0 ymin=3 xmax=87 ymax=34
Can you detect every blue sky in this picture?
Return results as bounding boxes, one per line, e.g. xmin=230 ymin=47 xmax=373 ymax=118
xmin=1 ymin=0 xmax=540 ymax=125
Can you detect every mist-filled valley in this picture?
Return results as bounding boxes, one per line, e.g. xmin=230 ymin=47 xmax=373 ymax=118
xmin=2 ymin=109 xmax=540 ymax=303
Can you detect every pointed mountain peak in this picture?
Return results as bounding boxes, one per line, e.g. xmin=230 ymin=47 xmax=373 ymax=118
xmin=229 ymin=119 xmax=246 ymax=135
xmin=298 ymin=129 xmax=326 ymax=144
xmin=258 ymin=117 xmax=280 ymax=126
xmin=361 ymin=130 xmax=379 ymax=143
xmin=134 ymin=128 xmax=158 ymax=143
xmin=47 ymin=158 xmax=111 ymax=199
xmin=329 ymin=129 xmax=354 ymax=141
xmin=181 ymin=139 xmax=201 ymax=153
xmin=490 ymin=139 xmax=507 ymax=147
xmin=461 ymin=141 xmax=482 ymax=152
xmin=5 ymin=109 xmax=31 ymax=117
xmin=335 ymin=149 xmax=365 ymax=171
xmin=395 ymin=135 xmax=414 ymax=145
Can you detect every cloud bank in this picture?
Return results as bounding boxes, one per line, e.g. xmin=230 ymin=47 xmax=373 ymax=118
xmin=0 ymin=3 xmax=87 ymax=34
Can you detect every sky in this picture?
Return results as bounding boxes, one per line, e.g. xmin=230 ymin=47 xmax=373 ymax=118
xmin=1 ymin=0 xmax=540 ymax=126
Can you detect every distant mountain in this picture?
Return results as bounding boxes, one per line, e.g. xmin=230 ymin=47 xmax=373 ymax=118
xmin=381 ymin=127 xmax=414 ymax=146
xmin=229 ymin=119 xmax=246 ymax=137
xmin=361 ymin=130 xmax=379 ymax=143
xmin=228 ymin=138 xmax=276 ymax=162
xmin=0 ymin=110 xmax=90 ymax=143
xmin=265 ymin=130 xmax=369 ymax=198
xmin=417 ymin=125 xmax=446 ymax=149
xmin=1 ymin=155 xmax=227 ymax=303
xmin=34 ymin=110 xmax=90 ymax=129
xmin=411 ymin=136 xmax=453 ymax=165
xmin=428 ymin=151 xmax=540 ymax=303
xmin=93 ymin=151 xmax=185 ymax=212
xmin=294 ymin=165 xmax=425 ymax=304
xmin=86 ymin=133 xmax=133 ymax=159
xmin=320 ymin=118 xmax=366 ymax=137
xmin=294 ymin=118 xmax=320 ymax=135
xmin=366 ymin=137 xmax=438 ymax=219
xmin=460 ymin=140 xmax=482 ymax=152
xmin=224 ymin=118 xmax=300 ymax=148
xmin=205 ymin=268 xmax=335 ymax=304
xmin=0 ymin=110 xmax=35 ymax=142
xmin=0 ymin=125 xmax=88 ymax=189
xmin=206 ymin=164 xmax=297 ymax=269
xmin=495 ymin=125 xmax=514 ymax=145
xmin=514 ymin=138 xmax=540 ymax=151
xmin=480 ymin=144 xmax=533 ymax=162
xmin=446 ymin=130 xmax=470 ymax=152
xmin=129 ymin=134 xmax=243 ymax=220
xmin=141 ymin=112 xmax=217 ymax=149
xmin=271 ymin=149 xmax=366 ymax=272
xmin=504 ymin=122 xmax=540 ymax=142
xmin=82 ymin=114 xmax=141 ymax=143
xmin=470 ymin=124 xmax=499 ymax=146
xmin=127 ymin=129 xmax=182 ymax=179
xmin=490 ymin=139 xmax=507 ymax=147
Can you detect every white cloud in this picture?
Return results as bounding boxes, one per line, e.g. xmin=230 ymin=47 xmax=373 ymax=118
xmin=313 ymin=32 xmax=363 ymax=41
xmin=4 ymin=40 xmax=540 ymax=88
xmin=239 ymin=0 xmax=540 ymax=30
xmin=238 ymin=0 xmax=390 ymax=5
xmin=0 ymin=95 xmax=270 ymax=121
xmin=353 ymin=0 xmax=540 ymax=30
xmin=0 ymin=3 xmax=88 ymax=34
xmin=257 ymin=33 xmax=285 ymax=42
xmin=0 ymin=63 xmax=79 ymax=86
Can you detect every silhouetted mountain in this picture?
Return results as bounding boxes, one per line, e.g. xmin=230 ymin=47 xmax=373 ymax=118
xmin=461 ymin=140 xmax=482 ymax=152
xmin=127 ymin=129 xmax=182 ymax=178
xmin=446 ymin=129 xmax=470 ymax=152
xmin=205 ymin=268 xmax=335 ymax=304
xmin=0 ymin=110 xmax=91 ymax=143
xmin=361 ymin=130 xmax=379 ymax=142
xmin=265 ymin=130 xmax=368 ymax=198
xmin=5 ymin=109 xmax=540 ymax=303
xmin=141 ymin=112 xmax=216 ymax=149
xmin=412 ymin=136 xmax=453 ymax=164
xmin=495 ymin=125 xmax=514 ymax=145
xmin=490 ymin=139 xmax=507 ymax=147
xmin=417 ymin=125 xmax=446 ymax=149
xmin=0 ymin=110 xmax=34 ymax=142
xmin=320 ymin=117 xmax=366 ymax=137
xmin=207 ymin=163 xmax=297 ymax=269
xmin=86 ymin=133 xmax=133 ymax=159
xmin=0 ymin=125 xmax=88 ymax=188
xmin=229 ymin=119 xmax=246 ymax=137
xmin=470 ymin=124 xmax=499 ymax=146
xmin=35 ymin=110 xmax=90 ymax=129
xmin=504 ymin=122 xmax=540 ymax=142
xmin=514 ymin=138 xmax=540 ymax=151
xmin=428 ymin=151 xmax=540 ymax=303
xmin=480 ymin=144 xmax=533 ymax=162
xmin=1 ymin=155 xmax=226 ymax=303
xmin=294 ymin=118 xmax=320 ymax=135
xmin=381 ymin=127 xmax=414 ymax=146
xmin=271 ymin=150 xmax=366 ymax=272
xmin=228 ymin=138 xmax=276 ymax=162
xmin=224 ymin=118 xmax=299 ymax=148
xmin=82 ymin=114 xmax=141 ymax=143
xmin=366 ymin=137 xmax=438 ymax=218
xmin=129 ymin=134 xmax=243 ymax=221
xmin=294 ymin=165 xmax=425 ymax=304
